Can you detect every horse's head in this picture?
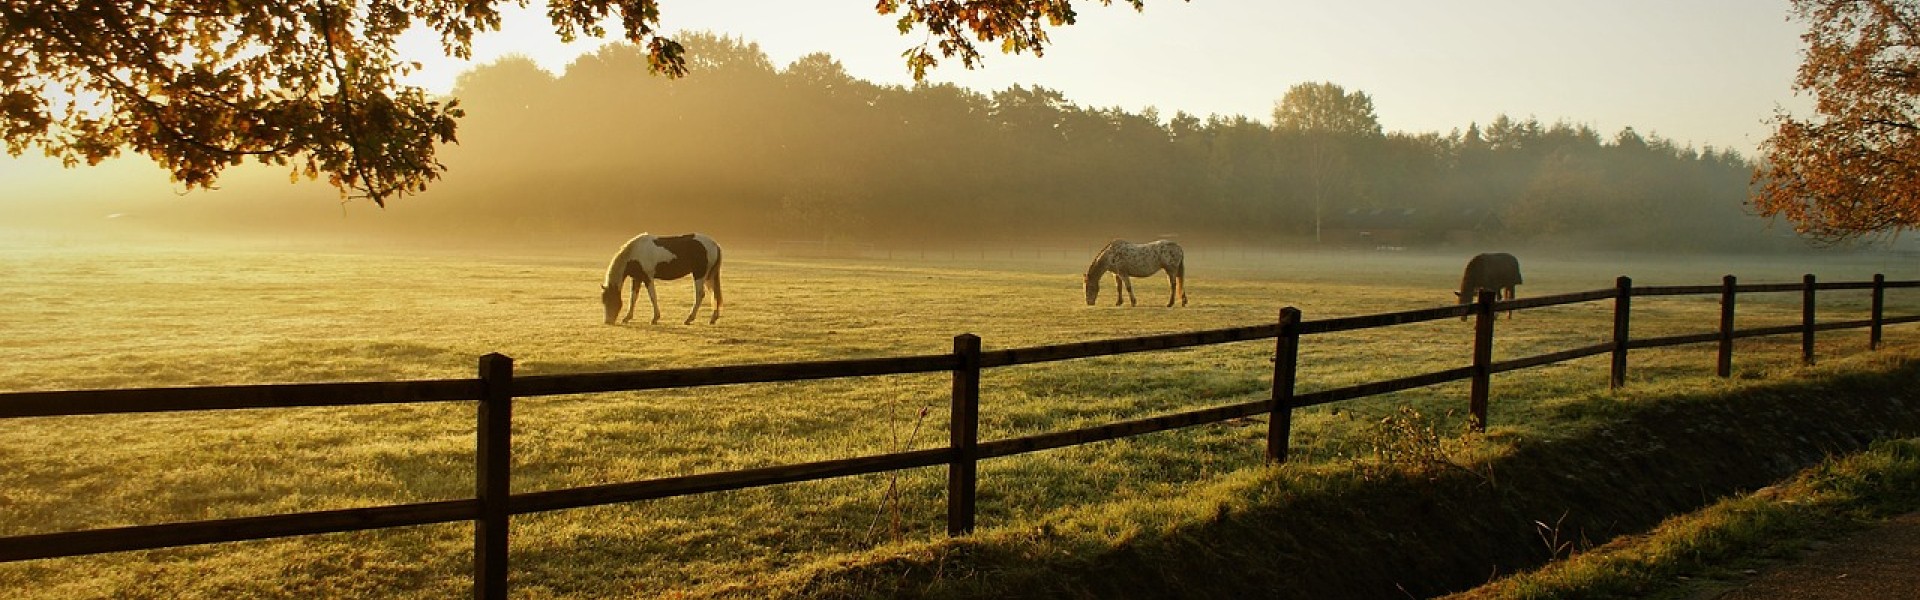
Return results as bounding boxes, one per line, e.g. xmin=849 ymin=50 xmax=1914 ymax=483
xmin=601 ymin=285 xmax=622 ymax=324
xmin=1083 ymin=273 xmax=1099 ymax=306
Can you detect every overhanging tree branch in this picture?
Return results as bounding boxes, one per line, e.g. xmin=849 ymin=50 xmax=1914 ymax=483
xmin=1755 ymin=0 xmax=1920 ymax=242
xmin=2 ymin=0 xmax=1168 ymax=206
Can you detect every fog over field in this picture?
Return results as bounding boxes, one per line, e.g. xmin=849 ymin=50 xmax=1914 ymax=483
xmin=4 ymin=30 xmax=1854 ymax=261
xmin=6 ymin=223 xmax=1920 ymax=597
xmin=14 ymin=8 xmax=1920 ymax=598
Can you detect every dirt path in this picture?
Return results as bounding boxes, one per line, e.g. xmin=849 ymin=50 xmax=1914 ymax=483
xmin=1706 ymin=512 xmax=1920 ymax=599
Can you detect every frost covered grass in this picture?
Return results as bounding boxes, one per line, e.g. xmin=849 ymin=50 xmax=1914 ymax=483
xmin=2 ymin=234 xmax=1913 ymax=597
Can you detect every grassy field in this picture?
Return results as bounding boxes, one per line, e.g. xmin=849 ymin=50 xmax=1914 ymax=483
xmin=2 ymin=231 xmax=1918 ymax=598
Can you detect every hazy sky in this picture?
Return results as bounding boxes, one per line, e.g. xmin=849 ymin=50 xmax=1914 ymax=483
xmin=4 ymin=0 xmax=1810 ymax=194
xmin=398 ymin=0 xmax=1810 ymax=155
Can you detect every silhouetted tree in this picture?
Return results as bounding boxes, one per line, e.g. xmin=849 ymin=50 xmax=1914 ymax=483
xmin=1273 ymin=82 xmax=1383 ymax=241
xmin=239 ymin=43 xmax=1769 ymax=252
xmin=1 ymin=0 xmax=1159 ymax=206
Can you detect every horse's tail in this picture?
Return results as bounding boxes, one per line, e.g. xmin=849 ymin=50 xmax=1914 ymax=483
xmin=708 ymin=246 xmax=724 ymax=319
xmin=1173 ymin=246 xmax=1188 ymax=306
xmin=1162 ymin=241 xmax=1185 ymax=277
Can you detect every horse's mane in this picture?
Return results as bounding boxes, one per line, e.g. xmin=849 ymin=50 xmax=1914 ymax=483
xmin=603 ymin=235 xmax=646 ymax=289
xmin=1086 ymin=240 xmax=1127 ymax=278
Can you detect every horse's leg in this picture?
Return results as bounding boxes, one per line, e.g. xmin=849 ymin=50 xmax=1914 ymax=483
xmin=1504 ymin=286 xmax=1517 ymax=319
xmin=684 ymin=278 xmax=705 ymax=325
xmin=622 ymin=280 xmax=640 ymax=323
xmin=1165 ymin=269 xmax=1178 ymax=307
xmin=1178 ymin=265 xmax=1188 ymax=306
xmin=1113 ymin=273 xmax=1126 ymax=306
xmin=644 ymin=280 xmax=663 ymax=324
xmin=708 ymin=268 xmax=723 ymax=324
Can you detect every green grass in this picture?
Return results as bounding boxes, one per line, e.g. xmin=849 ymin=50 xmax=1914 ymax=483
xmin=3 ymin=233 xmax=1918 ymax=598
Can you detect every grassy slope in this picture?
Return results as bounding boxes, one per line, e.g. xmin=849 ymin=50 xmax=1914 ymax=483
xmin=3 ymin=234 xmax=1919 ymax=598
xmin=1442 ymin=438 xmax=1920 ymax=600
xmin=691 ymin=352 xmax=1920 ymax=599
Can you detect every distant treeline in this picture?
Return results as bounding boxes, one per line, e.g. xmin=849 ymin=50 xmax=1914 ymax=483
xmin=154 ymin=33 xmax=1788 ymax=251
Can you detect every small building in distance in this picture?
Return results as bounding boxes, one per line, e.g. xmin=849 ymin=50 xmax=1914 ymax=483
xmin=1322 ymin=207 xmax=1501 ymax=248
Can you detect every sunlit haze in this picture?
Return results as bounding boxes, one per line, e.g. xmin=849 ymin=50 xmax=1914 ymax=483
xmin=3 ymin=0 xmax=1816 ymax=252
xmin=399 ymin=0 xmax=1805 ymax=153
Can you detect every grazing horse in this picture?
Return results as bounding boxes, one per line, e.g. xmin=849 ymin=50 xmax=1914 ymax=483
xmin=1083 ymin=239 xmax=1187 ymax=307
xmin=601 ymin=233 xmax=724 ymax=325
xmin=1455 ymin=252 xmax=1522 ymax=320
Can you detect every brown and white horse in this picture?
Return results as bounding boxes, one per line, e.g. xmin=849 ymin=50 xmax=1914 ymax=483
xmin=601 ymin=233 xmax=724 ymax=325
xmin=1083 ymin=239 xmax=1187 ymax=307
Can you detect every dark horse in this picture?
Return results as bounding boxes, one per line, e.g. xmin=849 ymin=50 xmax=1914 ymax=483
xmin=1455 ymin=252 xmax=1522 ymax=320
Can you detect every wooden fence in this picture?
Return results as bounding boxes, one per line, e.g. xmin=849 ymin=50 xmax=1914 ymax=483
xmin=2 ymin=273 xmax=1917 ymax=599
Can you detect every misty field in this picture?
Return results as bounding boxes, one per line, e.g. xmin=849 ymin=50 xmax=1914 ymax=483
xmin=2 ymin=232 xmax=1917 ymax=598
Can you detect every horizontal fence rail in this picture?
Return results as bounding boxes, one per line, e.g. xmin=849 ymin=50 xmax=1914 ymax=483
xmin=1 ymin=272 xmax=1914 ymax=599
xmin=1629 ymin=331 xmax=1728 ymax=350
xmin=980 ymin=323 xmax=1280 ymax=367
xmin=979 ymin=398 xmax=1276 ymax=460
xmin=512 ymin=353 xmax=960 ymax=397
xmin=1489 ymin=288 xmax=1619 ymax=312
xmin=1293 ymin=367 xmax=1478 ymax=409
xmin=0 ymin=501 xmax=480 ymax=563
xmin=1299 ymin=304 xmax=1468 ymax=334
xmin=0 ymin=379 xmax=480 ymax=420
xmin=511 ymin=448 xmax=956 ymax=514
xmin=1491 ymin=342 xmax=1615 ymax=374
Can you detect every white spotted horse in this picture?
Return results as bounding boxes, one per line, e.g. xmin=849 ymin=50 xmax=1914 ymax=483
xmin=601 ymin=233 xmax=724 ymax=325
xmin=1083 ymin=239 xmax=1187 ymax=307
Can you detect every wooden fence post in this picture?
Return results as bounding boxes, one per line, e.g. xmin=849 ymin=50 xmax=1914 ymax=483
xmin=1469 ymin=289 xmax=1495 ymax=432
xmin=1611 ymin=276 xmax=1632 ymax=390
xmin=1268 ymin=307 xmax=1302 ymax=462
xmin=947 ymin=334 xmax=982 ymax=537
xmin=1718 ymin=275 xmax=1736 ymax=378
xmin=1803 ymin=274 xmax=1817 ymax=366
xmin=1872 ymin=274 xmax=1886 ymax=350
xmin=475 ymin=353 xmax=514 ymax=600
